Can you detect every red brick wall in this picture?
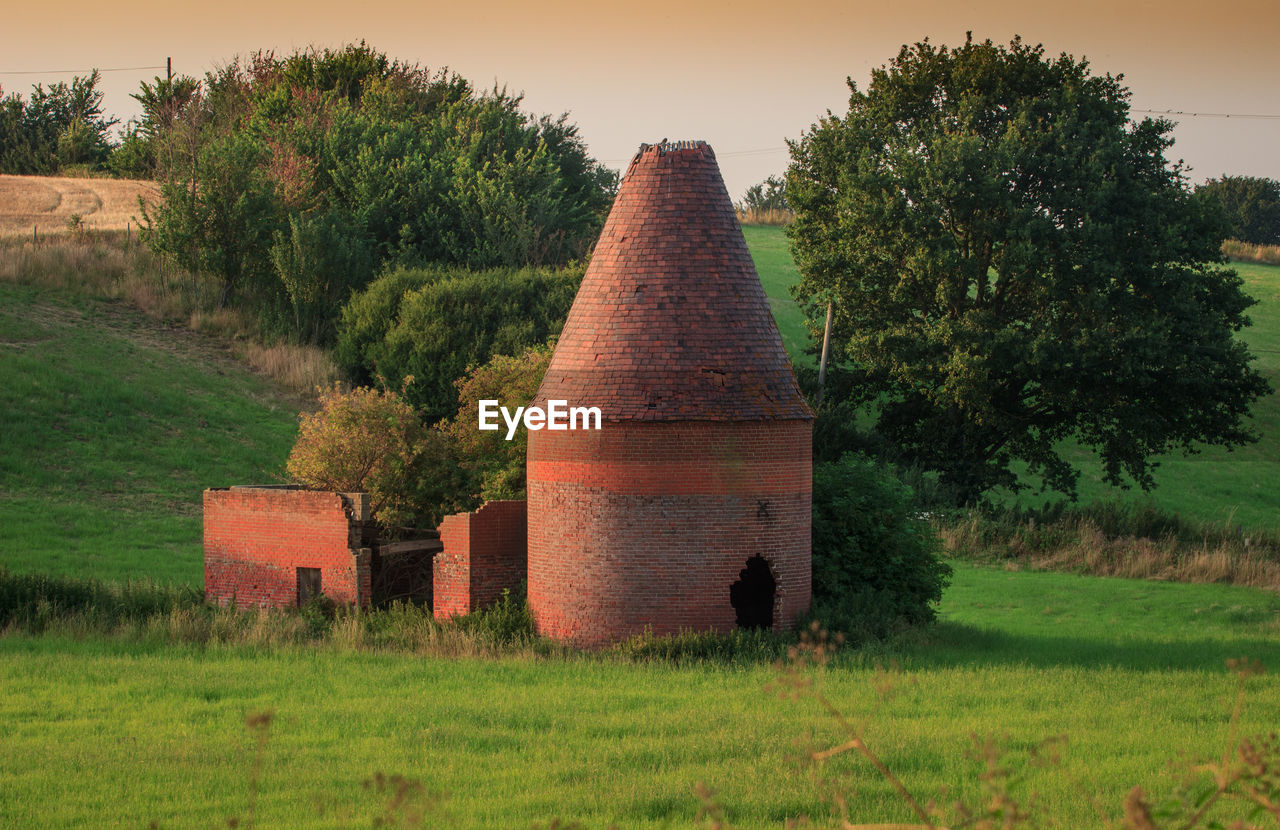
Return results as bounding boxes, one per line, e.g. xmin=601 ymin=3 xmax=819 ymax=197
xmin=203 ymin=486 xmax=372 ymax=608
xmin=434 ymin=500 xmax=527 ymax=620
xmin=527 ymin=420 xmax=812 ymax=647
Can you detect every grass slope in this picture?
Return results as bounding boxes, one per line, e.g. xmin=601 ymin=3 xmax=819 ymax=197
xmin=1 ymin=564 xmax=1277 ymax=828
xmin=0 ymin=283 xmax=298 ymax=585
xmin=746 ymin=224 xmax=1280 ymax=533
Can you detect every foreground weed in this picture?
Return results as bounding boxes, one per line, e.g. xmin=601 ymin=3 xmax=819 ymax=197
xmin=771 ymin=622 xmax=1280 ymax=829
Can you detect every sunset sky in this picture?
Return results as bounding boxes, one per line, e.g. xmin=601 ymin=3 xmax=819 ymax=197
xmin=3 ymin=0 xmax=1277 ymax=199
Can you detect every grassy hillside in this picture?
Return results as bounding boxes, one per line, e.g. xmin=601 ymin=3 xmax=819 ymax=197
xmin=1 ymin=564 xmax=1277 ymax=827
xmin=0 ymin=282 xmax=298 ymax=585
xmin=746 ymin=224 xmax=1280 ymax=533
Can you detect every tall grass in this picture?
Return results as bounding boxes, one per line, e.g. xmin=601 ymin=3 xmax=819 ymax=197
xmin=1223 ymin=238 xmax=1280 ymax=265
xmin=937 ymin=501 xmax=1280 ymax=590
xmin=0 ymin=233 xmax=338 ymax=397
xmin=736 ymin=207 xmax=794 ymax=226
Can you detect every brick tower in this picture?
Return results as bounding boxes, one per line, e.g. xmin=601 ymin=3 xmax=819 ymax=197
xmin=526 ymin=140 xmax=813 ymax=647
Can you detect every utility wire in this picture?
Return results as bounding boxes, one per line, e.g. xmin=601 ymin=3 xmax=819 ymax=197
xmin=1132 ymin=107 xmax=1280 ymax=120
xmin=0 ymin=65 xmax=165 ymax=76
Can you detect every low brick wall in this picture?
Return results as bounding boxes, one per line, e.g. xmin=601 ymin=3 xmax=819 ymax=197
xmin=203 ymin=486 xmax=374 ymax=608
xmin=434 ymin=500 xmax=527 ymax=620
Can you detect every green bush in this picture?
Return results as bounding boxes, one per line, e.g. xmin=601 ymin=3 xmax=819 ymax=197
xmin=335 ymin=263 xmax=583 ymax=421
xmin=810 ymin=454 xmax=951 ymax=638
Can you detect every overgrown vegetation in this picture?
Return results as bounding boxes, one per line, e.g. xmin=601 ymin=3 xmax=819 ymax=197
xmin=787 ymin=35 xmax=1271 ymax=504
xmin=335 ymin=262 xmax=581 ymax=421
xmin=135 ymin=42 xmax=615 ymax=345
xmin=1199 ymin=175 xmax=1280 ymax=246
xmin=0 ymin=71 xmax=116 ymax=175
xmin=1225 ymin=239 xmax=1280 ymax=266
xmin=286 ymin=383 xmax=460 ymax=532
xmin=735 ymin=175 xmax=792 ymax=225
xmin=810 ymin=454 xmax=952 ymax=637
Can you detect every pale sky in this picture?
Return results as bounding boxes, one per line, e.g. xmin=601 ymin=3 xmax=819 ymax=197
xmin=3 ymin=0 xmax=1277 ymax=199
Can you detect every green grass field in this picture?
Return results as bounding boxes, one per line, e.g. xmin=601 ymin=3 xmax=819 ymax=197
xmin=1 ymin=565 xmax=1277 ymax=828
xmin=2 ymin=233 xmax=1280 ymax=828
xmin=0 ymin=282 xmax=298 ymax=585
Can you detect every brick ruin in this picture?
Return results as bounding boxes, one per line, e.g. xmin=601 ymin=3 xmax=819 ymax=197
xmin=203 ymin=486 xmax=376 ymax=608
xmin=202 ymin=141 xmax=812 ymax=644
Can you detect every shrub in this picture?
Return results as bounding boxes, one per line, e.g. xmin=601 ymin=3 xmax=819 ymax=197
xmin=810 ymin=453 xmax=951 ymax=638
xmin=335 ymin=263 xmax=582 ymax=421
xmin=441 ymin=344 xmax=552 ymax=501
xmin=286 ymin=383 xmax=460 ymax=532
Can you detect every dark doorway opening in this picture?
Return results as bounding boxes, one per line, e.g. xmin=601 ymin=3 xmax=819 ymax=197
xmin=730 ymin=555 xmax=775 ymax=630
xmin=297 ymin=567 xmax=322 ymax=606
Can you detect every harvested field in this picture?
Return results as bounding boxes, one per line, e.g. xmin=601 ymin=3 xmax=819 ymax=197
xmin=0 ymin=174 xmax=160 ymax=237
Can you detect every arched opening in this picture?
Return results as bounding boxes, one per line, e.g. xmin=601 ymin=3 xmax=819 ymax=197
xmin=730 ymin=555 xmax=776 ymax=630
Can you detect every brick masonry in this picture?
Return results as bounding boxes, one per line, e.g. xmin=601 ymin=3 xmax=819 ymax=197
xmin=528 ymin=421 xmax=811 ymax=646
xmin=203 ymin=486 xmax=374 ymax=608
xmin=527 ymin=141 xmax=814 ymax=647
xmin=434 ymin=500 xmax=528 ymax=620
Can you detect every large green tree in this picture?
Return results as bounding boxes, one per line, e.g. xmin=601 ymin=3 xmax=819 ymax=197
xmin=1198 ymin=176 xmax=1280 ymax=246
xmin=786 ymin=36 xmax=1271 ymax=503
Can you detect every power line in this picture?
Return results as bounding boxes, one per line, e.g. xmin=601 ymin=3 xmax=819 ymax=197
xmin=0 ymin=65 xmax=165 ymax=76
xmin=1133 ymin=107 xmax=1280 ymax=120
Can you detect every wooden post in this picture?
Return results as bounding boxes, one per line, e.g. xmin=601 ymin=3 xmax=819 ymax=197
xmin=166 ymin=57 xmax=172 ymax=82
xmin=816 ymin=300 xmax=833 ymax=406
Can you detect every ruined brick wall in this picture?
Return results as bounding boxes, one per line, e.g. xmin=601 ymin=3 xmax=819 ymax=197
xmin=203 ymin=486 xmax=372 ymax=608
xmin=527 ymin=420 xmax=811 ymax=647
xmin=433 ymin=500 xmax=527 ymax=620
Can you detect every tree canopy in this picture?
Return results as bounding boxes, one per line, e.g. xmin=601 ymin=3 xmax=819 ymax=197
xmin=138 ymin=43 xmax=616 ymax=342
xmin=1197 ymin=176 xmax=1280 ymax=246
xmin=0 ymin=71 xmax=116 ymax=174
xmin=786 ymin=35 xmax=1271 ymax=503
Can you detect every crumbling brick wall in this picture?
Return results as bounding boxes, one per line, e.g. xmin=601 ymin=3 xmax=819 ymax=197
xmin=203 ymin=486 xmax=374 ymax=608
xmin=434 ymin=500 xmax=527 ymax=620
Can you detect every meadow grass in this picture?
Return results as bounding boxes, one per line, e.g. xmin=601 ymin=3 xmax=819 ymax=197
xmin=1 ymin=562 xmax=1277 ymax=828
xmin=0 ymin=281 xmax=299 ymax=585
xmin=742 ymin=225 xmax=812 ymax=367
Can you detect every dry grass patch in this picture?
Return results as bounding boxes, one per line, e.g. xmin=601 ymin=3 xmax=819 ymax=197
xmin=736 ymin=207 xmax=794 ymax=226
xmin=241 ymin=341 xmax=341 ymax=399
xmin=0 ymin=174 xmax=160 ymax=238
xmin=939 ymin=511 xmax=1280 ymax=591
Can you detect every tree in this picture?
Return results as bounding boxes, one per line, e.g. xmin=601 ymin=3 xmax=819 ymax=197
xmin=138 ymin=43 xmax=615 ymax=342
xmin=786 ymin=35 xmax=1271 ymax=504
xmin=1198 ymin=176 xmax=1280 ymax=246
xmin=441 ymin=344 xmax=553 ymax=502
xmin=738 ymin=175 xmax=789 ymax=213
xmin=286 ymin=383 xmax=460 ymax=532
xmin=0 ymin=71 xmax=116 ymax=174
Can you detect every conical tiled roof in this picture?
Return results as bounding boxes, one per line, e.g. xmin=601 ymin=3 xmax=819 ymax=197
xmin=534 ymin=141 xmax=812 ymax=421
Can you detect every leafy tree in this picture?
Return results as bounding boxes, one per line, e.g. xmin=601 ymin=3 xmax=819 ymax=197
xmin=786 ymin=36 xmax=1271 ymax=504
xmin=286 ymin=383 xmax=460 ymax=532
xmin=442 ymin=344 xmax=553 ymax=502
xmin=138 ymin=43 xmax=615 ymax=342
xmin=1198 ymin=176 xmax=1280 ymax=246
xmin=0 ymin=71 xmax=116 ymax=174
xmin=738 ymin=175 xmax=789 ymax=213
xmin=270 ymin=209 xmax=375 ymax=343
xmin=335 ymin=263 xmax=583 ymax=421
xmin=139 ymin=128 xmax=283 ymax=308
